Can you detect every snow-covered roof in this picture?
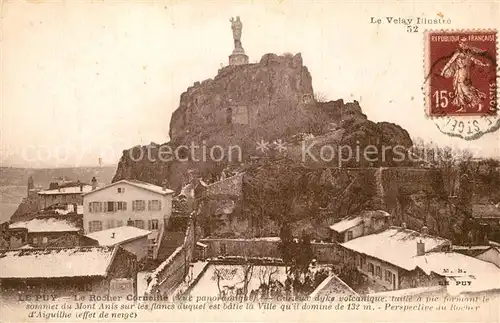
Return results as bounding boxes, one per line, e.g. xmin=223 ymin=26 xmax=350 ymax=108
xmin=9 ymin=217 xmax=80 ymax=233
xmin=196 ymin=241 xmax=208 ymax=248
xmin=0 ymin=246 xmax=117 ymax=279
xmin=340 ymin=227 xmax=450 ymax=271
xmin=414 ymin=252 xmax=500 ymax=294
xmin=310 ymin=274 xmax=358 ymax=298
xmin=38 ymin=185 xmax=93 ymax=195
xmin=53 ymin=204 xmax=84 ymax=215
xmin=85 ymin=226 xmax=151 ymax=246
xmin=329 ymin=217 xmax=363 ymax=233
xmin=452 ymin=245 xmax=493 ymax=257
xmin=83 ymin=179 xmax=174 ymax=197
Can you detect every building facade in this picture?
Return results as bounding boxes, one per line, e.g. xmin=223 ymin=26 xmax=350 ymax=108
xmin=340 ymin=226 xmax=451 ymax=292
xmin=82 ymin=180 xmax=174 ymax=238
xmin=38 ymin=184 xmax=93 ymax=209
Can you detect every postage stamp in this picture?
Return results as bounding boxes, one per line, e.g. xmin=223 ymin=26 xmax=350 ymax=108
xmin=424 ymin=30 xmax=499 ymax=140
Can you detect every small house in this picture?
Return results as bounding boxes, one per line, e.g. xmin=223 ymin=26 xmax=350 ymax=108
xmin=85 ymin=226 xmax=152 ymax=261
xmin=0 ymin=246 xmax=137 ymax=299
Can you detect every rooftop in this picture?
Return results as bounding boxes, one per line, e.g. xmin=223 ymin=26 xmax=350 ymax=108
xmin=83 ymin=179 xmax=174 ymax=197
xmin=452 ymin=245 xmax=495 ymax=257
xmin=414 ymin=252 xmax=500 ymax=294
xmin=85 ymin=226 xmax=151 ymax=246
xmin=0 ymin=246 xmax=117 ymax=279
xmin=309 ymin=274 xmax=358 ymax=298
xmin=329 ymin=210 xmax=392 ymax=233
xmin=340 ymin=227 xmax=450 ymax=271
xmin=329 ymin=217 xmax=363 ymax=233
xmin=38 ymin=185 xmax=93 ymax=195
xmin=9 ymin=216 xmax=81 ymax=233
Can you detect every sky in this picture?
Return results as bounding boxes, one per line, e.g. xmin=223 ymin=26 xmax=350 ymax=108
xmin=1 ymin=0 xmax=499 ymax=168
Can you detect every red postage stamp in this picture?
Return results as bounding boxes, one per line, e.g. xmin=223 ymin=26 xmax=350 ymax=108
xmin=425 ymin=30 xmax=499 ymax=139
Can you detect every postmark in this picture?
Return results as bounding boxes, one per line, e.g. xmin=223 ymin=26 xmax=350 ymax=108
xmin=424 ymin=30 xmax=499 ymax=140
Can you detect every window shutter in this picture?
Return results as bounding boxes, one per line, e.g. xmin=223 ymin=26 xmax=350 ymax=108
xmin=88 ymin=202 xmax=92 ymax=213
xmin=158 ymin=201 xmax=162 ymax=210
xmin=123 ymin=202 xmax=127 ymax=211
xmin=148 ymin=220 xmax=152 ymax=230
xmin=103 ymin=202 xmax=108 ymax=212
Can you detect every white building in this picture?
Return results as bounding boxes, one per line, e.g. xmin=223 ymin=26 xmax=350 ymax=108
xmin=82 ymin=180 xmax=174 ymax=236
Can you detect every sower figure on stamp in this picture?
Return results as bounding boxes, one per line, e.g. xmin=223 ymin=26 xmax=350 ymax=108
xmin=440 ymin=37 xmax=490 ymax=112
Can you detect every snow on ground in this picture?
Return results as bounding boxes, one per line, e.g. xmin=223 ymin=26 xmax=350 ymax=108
xmin=188 ymin=264 xmax=287 ymax=297
xmin=170 ymin=261 xmax=209 ymax=297
xmin=137 ymin=271 xmax=152 ymax=297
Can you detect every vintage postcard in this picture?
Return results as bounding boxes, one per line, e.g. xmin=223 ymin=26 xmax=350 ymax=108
xmin=1 ymin=1 xmax=499 ymax=322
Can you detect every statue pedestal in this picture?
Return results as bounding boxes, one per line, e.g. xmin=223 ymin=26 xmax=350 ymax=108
xmin=229 ymin=47 xmax=248 ymax=66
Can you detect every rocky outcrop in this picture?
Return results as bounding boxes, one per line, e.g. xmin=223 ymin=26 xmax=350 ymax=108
xmin=169 ymin=53 xmax=314 ymax=141
xmin=113 ymin=53 xmax=413 ymax=189
xmin=112 ymin=52 xmax=452 ymax=239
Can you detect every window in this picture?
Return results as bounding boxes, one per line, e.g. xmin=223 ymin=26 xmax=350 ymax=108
xmin=89 ymin=221 xmax=103 ymax=233
xmin=134 ymin=220 xmax=145 ymax=229
xmin=116 ymin=220 xmax=124 ymax=227
xmin=220 ymin=243 xmax=227 ymax=255
xmin=132 ymin=200 xmax=146 ymax=211
xmin=385 ymin=270 xmax=393 ymax=283
xmin=106 ymin=201 xmax=116 ymax=212
xmin=117 ymin=202 xmax=127 ymax=211
xmin=346 ymin=230 xmax=353 ymax=241
xmin=148 ymin=200 xmax=162 ymax=211
xmin=107 ymin=220 xmax=116 ymax=229
xmin=368 ymin=263 xmax=374 ymax=275
xmin=148 ymin=219 xmax=159 ymax=230
xmin=375 ymin=266 xmax=382 ymax=279
xmin=89 ymin=202 xmax=102 ymax=213
xmin=32 ymin=237 xmax=39 ymax=245
xmin=117 ymin=187 xmax=125 ymax=193
xmin=42 ymin=237 xmax=48 ymax=244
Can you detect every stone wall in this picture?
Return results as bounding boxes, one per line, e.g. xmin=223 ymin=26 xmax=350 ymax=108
xmin=199 ymin=238 xmax=342 ymax=264
xmin=145 ymin=219 xmax=195 ymax=296
xmin=202 ymin=173 xmax=244 ymax=198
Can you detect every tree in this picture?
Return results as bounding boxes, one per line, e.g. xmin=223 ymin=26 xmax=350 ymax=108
xmin=279 ymin=223 xmax=296 ymax=274
xmin=296 ymin=231 xmax=314 ymax=273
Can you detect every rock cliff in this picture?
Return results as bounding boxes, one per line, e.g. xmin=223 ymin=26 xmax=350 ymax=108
xmin=113 ymin=53 xmax=413 ymax=189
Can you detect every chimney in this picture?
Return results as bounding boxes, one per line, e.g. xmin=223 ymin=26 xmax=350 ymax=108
xmin=162 ymin=179 xmax=168 ymax=191
xmin=127 ymin=218 xmax=134 ymax=226
xmin=416 ymin=240 xmax=425 ymax=256
xmin=111 ymin=232 xmax=115 ymax=239
xmin=91 ymin=177 xmax=97 ymax=191
xmin=401 ymin=222 xmax=407 ymax=230
xmin=421 ymin=226 xmax=429 ymax=235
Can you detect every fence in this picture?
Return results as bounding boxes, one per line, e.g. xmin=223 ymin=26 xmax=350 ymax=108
xmin=198 ymin=238 xmax=342 ymax=264
xmin=144 ymin=219 xmax=195 ymax=296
